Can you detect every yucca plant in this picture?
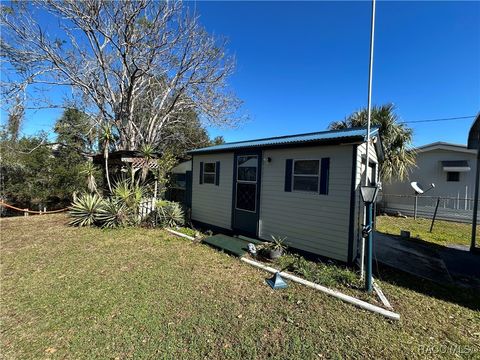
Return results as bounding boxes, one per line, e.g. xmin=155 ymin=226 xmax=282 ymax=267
xmin=80 ymin=162 xmax=99 ymax=193
xmin=97 ymin=198 xmax=129 ymax=228
xmin=69 ymin=193 xmax=104 ymax=227
xmin=112 ymin=178 xmax=147 ymax=213
xmin=155 ymin=201 xmax=185 ymax=228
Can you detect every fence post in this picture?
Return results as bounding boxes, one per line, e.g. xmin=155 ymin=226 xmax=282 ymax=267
xmin=24 ymin=208 xmax=28 ymax=217
xmin=429 ymin=197 xmax=440 ymax=233
xmin=414 ymin=195 xmax=418 ymax=220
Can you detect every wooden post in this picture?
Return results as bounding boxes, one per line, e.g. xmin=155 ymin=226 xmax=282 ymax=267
xmin=24 ymin=208 xmax=28 ymax=217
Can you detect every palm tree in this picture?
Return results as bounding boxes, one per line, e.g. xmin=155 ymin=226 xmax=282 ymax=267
xmin=329 ymin=104 xmax=415 ymax=183
xmin=139 ymin=143 xmax=155 ymax=182
xmin=80 ymin=162 xmax=99 ymax=194
xmin=101 ymin=124 xmax=114 ymax=193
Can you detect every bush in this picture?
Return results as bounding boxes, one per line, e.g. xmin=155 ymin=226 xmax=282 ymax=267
xmin=97 ymin=198 xmax=129 ymax=228
xmin=112 ymin=178 xmax=146 ymax=214
xmin=69 ymin=193 xmax=104 ymax=227
xmin=146 ymin=200 xmax=185 ymax=228
xmin=69 ymin=193 xmax=134 ymax=228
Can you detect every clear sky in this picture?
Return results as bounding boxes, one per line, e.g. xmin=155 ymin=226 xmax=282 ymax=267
xmin=6 ymin=1 xmax=480 ymax=147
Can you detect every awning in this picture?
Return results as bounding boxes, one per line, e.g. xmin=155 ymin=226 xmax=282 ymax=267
xmin=441 ymin=160 xmax=470 ymax=172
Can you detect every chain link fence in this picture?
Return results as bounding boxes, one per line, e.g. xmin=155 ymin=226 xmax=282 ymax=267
xmin=378 ymin=193 xmax=480 ymax=223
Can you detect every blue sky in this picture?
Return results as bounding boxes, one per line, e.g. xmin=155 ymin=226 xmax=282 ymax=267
xmin=5 ymin=1 xmax=480 ymax=147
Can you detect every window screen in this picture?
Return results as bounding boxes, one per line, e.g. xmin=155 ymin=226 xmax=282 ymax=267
xmin=203 ymin=162 xmax=216 ymax=184
xmin=293 ymin=160 xmax=320 ymax=192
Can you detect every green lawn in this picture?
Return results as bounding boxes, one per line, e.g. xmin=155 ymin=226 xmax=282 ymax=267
xmin=376 ymin=215 xmax=478 ymax=247
xmin=1 ymin=215 xmax=479 ymax=359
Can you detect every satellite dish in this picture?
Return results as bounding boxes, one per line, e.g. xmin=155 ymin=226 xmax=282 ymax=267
xmin=410 ymin=182 xmax=435 ymax=195
xmin=411 ymin=182 xmax=424 ymax=194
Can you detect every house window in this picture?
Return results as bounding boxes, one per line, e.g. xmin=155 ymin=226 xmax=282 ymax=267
xmin=203 ymin=162 xmax=216 ymax=184
xmin=293 ymin=160 xmax=320 ymax=192
xmin=447 ymin=171 xmax=459 ymax=182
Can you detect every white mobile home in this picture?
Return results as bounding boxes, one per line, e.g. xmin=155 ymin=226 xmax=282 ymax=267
xmin=381 ymin=142 xmax=478 ymax=220
xmin=383 ymin=142 xmax=478 ymax=199
xmin=187 ymin=127 xmax=383 ymax=264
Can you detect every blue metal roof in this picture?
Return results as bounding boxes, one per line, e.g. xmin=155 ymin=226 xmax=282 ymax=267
xmin=188 ymin=126 xmax=380 ymax=154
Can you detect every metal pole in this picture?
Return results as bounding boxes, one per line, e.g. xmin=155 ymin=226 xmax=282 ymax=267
xmin=471 ymin=149 xmax=480 ymax=252
xmin=360 ymin=0 xmax=376 ymax=280
xmin=430 ymin=197 xmax=440 ymax=233
xmin=365 ymin=202 xmax=373 ymax=292
xmin=414 ymin=195 xmax=418 ymax=220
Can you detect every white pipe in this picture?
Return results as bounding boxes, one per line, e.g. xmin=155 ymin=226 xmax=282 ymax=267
xmin=241 ymin=257 xmax=400 ymax=321
xmin=373 ymin=278 xmax=393 ymax=310
xmin=166 ymin=228 xmax=195 ymax=241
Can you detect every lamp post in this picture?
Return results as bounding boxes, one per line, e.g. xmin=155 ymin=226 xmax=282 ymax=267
xmin=360 ymin=184 xmax=379 ymax=292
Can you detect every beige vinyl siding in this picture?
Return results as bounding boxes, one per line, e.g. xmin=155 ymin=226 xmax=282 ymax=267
xmin=192 ymin=153 xmax=233 ymax=230
xmin=259 ymin=145 xmax=355 ymax=262
xmin=353 ymin=142 xmax=379 ymax=262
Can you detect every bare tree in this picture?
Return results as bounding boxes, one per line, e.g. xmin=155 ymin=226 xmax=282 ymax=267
xmin=1 ymin=0 xmax=241 ymax=150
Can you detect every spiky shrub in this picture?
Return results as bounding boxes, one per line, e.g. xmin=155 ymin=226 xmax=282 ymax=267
xmin=97 ymin=198 xmax=129 ymax=228
xmin=69 ymin=193 xmax=104 ymax=227
xmin=152 ymin=201 xmax=185 ymax=228
xmin=112 ymin=178 xmax=148 ymax=218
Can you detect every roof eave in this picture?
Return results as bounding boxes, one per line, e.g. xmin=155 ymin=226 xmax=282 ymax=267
xmin=187 ymin=136 xmax=365 ymax=155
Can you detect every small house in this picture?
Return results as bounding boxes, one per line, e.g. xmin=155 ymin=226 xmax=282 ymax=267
xmin=187 ymin=127 xmax=383 ymax=264
xmin=381 ymin=141 xmax=479 ymax=220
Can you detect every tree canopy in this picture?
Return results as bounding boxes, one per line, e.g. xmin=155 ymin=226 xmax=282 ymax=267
xmin=1 ymin=0 xmax=242 ymax=151
xmin=329 ymin=104 xmax=416 ymax=182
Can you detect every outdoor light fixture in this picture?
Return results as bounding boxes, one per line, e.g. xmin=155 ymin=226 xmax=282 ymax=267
xmin=360 ymin=185 xmax=379 ymax=204
xmin=360 ymin=184 xmax=379 ymax=293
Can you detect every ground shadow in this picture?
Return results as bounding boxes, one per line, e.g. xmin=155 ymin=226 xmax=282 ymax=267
xmin=374 ymin=263 xmax=480 ymax=312
xmin=373 ymin=230 xmax=480 ymax=311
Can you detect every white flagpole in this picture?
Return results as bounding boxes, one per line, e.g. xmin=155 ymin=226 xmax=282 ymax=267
xmin=360 ymin=0 xmax=376 ymax=280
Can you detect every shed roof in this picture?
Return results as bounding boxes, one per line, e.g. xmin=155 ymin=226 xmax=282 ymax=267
xmin=188 ymin=126 xmax=381 ymax=155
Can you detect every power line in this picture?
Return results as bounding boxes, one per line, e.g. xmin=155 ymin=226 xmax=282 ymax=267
xmin=400 ymin=115 xmax=476 ymax=124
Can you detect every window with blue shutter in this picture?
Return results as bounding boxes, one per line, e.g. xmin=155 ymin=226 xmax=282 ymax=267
xmin=285 ymin=158 xmax=330 ymax=194
xmin=202 ymin=162 xmax=216 ymax=184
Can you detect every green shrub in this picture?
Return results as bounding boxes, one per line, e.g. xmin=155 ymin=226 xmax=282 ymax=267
xmin=145 ymin=201 xmax=185 ymax=228
xmin=112 ymin=178 xmax=147 ymax=213
xmin=176 ymin=227 xmax=197 ymax=237
xmin=157 ymin=201 xmax=185 ymax=228
xmin=274 ymin=254 xmax=358 ymax=288
xmin=97 ymin=198 xmax=129 ymax=228
xmin=69 ymin=193 xmax=104 ymax=227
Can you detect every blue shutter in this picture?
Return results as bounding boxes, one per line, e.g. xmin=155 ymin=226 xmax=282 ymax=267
xmin=199 ymin=162 xmax=204 ymax=184
xmin=215 ymin=161 xmax=220 ymax=186
xmin=320 ymin=157 xmax=330 ymax=195
xmin=284 ymin=159 xmax=293 ymax=192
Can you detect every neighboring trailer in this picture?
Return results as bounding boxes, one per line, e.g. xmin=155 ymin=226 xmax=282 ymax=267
xmin=188 ymin=127 xmax=382 ymax=264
